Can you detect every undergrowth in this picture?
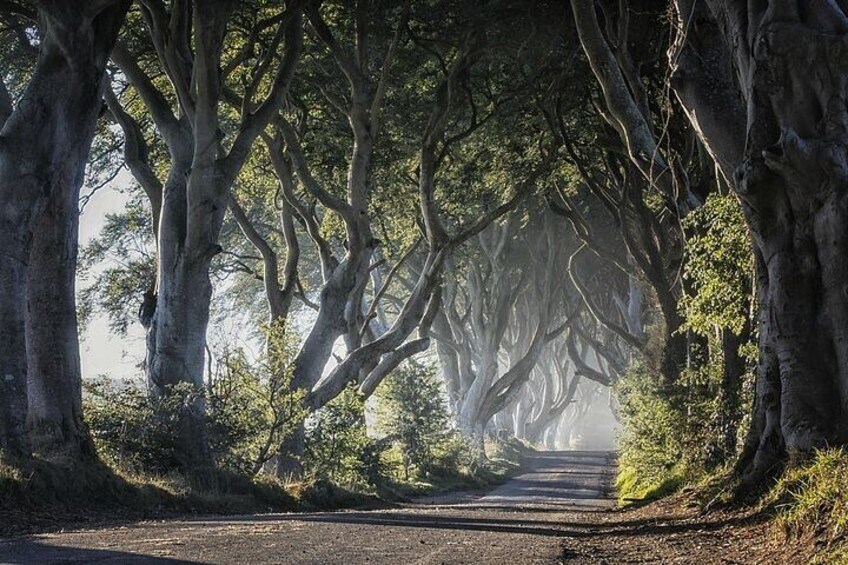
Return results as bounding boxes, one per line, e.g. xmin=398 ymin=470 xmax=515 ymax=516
xmin=0 ymin=436 xmax=523 ymax=537
xmin=615 ymin=194 xmax=755 ymax=506
xmin=2 ymin=359 xmax=526 ymax=537
xmin=613 ymin=360 xmax=720 ymax=504
xmin=671 ymin=448 xmax=848 ymax=563
xmin=0 ymin=455 xmax=304 ymax=536
xmin=762 ymin=448 xmax=848 ymax=564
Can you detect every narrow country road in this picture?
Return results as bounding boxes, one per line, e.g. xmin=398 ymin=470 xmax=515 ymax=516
xmin=0 ymin=451 xmax=797 ymax=564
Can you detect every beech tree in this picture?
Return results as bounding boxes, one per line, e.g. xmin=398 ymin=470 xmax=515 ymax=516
xmin=670 ymin=0 xmax=848 ymax=483
xmin=36 ymin=0 xmax=837 ymax=501
xmin=524 ymin=356 xmax=581 ymax=445
xmin=235 ymin=1 xmax=560 ymax=475
xmin=97 ymin=0 xmax=560 ymax=477
xmin=561 ymin=0 xmax=713 ymax=384
xmin=434 ymin=212 xmax=569 ymax=447
xmin=0 ymin=0 xmax=129 ymax=460
xmin=105 ymin=0 xmax=302 ymax=477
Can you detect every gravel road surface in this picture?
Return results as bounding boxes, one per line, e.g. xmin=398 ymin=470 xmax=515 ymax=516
xmin=4 ymin=451 xmax=799 ymax=564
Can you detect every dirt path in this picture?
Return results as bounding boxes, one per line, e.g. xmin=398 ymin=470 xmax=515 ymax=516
xmin=0 ymin=451 xmax=806 ymax=564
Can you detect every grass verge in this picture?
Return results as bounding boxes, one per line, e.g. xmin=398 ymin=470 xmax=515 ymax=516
xmin=761 ymin=448 xmax=848 ymax=564
xmin=1 ymin=438 xmax=525 ymax=538
xmin=0 ymin=456 xmax=304 ymax=536
xmin=615 ymin=463 xmax=688 ymax=506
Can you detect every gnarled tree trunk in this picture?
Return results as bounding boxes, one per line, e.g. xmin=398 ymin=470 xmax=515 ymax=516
xmin=0 ymin=1 xmax=128 ymax=461
xmin=112 ymin=2 xmax=302 ymax=480
xmin=671 ymin=0 xmax=848 ymax=483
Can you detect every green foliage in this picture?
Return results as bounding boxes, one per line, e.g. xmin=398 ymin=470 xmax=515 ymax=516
xmin=85 ymin=324 xmax=305 ymax=477
xmin=208 ymin=324 xmax=306 ymax=474
xmin=615 ymin=360 xmax=735 ymax=502
xmin=0 ymin=456 xmax=300 ymax=537
xmin=615 ymin=465 xmax=684 ymax=504
xmin=680 ymin=193 xmax=752 ymax=337
xmin=617 ymin=194 xmax=757 ymax=504
xmin=302 ymin=386 xmax=378 ymax=489
xmin=375 ymin=361 xmax=457 ymax=479
xmin=82 ymin=343 xmax=482 ymax=500
xmin=300 ymin=363 xmax=481 ymax=492
xmin=78 ymin=193 xmax=155 ymax=336
xmin=616 ymin=359 xmax=756 ymax=505
xmin=615 ymin=364 xmax=690 ymax=502
xmin=84 ymin=378 xmax=189 ymax=475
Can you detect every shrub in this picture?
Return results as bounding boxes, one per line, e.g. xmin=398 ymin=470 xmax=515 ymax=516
xmin=208 ymin=329 xmax=306 ymax=475
xmin=679 ymin=193 xmax=753 ymax=339
xmin=616 ymin=194 xmax=757 ymax=503
xmin=615 ymin=364 xmax=689 ymax=501
xmin=616 ymin=356 xmax=757 ymax=503
xmin=84 ymin=378 xmax=191 ymax=475
xmin=376 ymin=361 xmax=470 ymax=480
xmin=302 ymin=386 xmax=381 ymax=489
xmin=679 ymin=193 xmax=756 ymax=469
xmin=84 ymin=323 xmax=305 ymax=477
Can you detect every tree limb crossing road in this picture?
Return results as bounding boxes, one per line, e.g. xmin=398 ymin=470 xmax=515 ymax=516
xmin=0 ymin=451 xmax=616 ymax=565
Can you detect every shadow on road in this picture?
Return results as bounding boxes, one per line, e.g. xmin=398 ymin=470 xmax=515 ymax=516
xmin=177 ymin=507 xmax=756 ymax=541
xmin=180 ymin=511 xmax=577 ymax=537
xmin=0 ymin=451 xmax=769 ymax=565
xmin=0 ymin=539 xmax=205 ymax=564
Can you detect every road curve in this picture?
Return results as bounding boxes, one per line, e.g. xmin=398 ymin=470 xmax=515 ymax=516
xmin=0 ymin=451 xmax=616 ymax=565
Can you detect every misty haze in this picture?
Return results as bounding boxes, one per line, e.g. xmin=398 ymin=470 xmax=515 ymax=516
xmin=0 ymin=1 xmax=844 ymax=564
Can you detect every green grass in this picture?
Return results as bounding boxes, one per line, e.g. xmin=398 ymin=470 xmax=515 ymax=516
xmin=0 ymin=455 xmax=303 ymax=535
xmin=1 ymin=437 xmax=525 ymax=536
xmin=617 ymin=448 xmax=848 ymax=562
xmin=811 ymin=546 xmax=848 ymax=565
xmin=370 ymin=441 xmax=522 ymax=503
xmin=615 ymin=464 xmax=686 ymax=505
xmin=384 ymin=460 xmax=518 ymax=500
xmin=760 ymin=448 xmax=848 ymax=563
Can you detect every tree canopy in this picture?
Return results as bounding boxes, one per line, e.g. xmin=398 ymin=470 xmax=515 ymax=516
xmin=1 ymin=6 xmax=848 ymax=552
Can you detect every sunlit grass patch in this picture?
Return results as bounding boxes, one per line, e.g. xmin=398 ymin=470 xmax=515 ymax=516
xmin=764 ymin=448 xmax=848 ymax=563
xmin=615 ymin=464 xmax=686 ymax=505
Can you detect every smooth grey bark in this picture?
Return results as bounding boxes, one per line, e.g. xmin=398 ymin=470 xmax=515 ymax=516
xmin=228 ymin=193 xmax=299 ymax=330
xmin=26 ymin=178 xmax=92 ymax=457
xmin=446 ymin=214 xmax=572 ymax=446
xmin=540 ymin=371 xmax=581 ymax=444
xmin=431 ymin=278 xmax=460 ymax=408
xmin=670 ymin=0 xmax=848 ymax=482
xmin=454 ymin=221 xmax=526 ymax=435
xmin=513 ymin=394 xmax=532 ymax=440
xmin=521 ymin=375 xmax=548 ymax=443
xmin=283 ymin=3 xmax=389 ymax=399
xmin=107 ymin=45 xmax=193 ymax=385
xmin=613 ymin=274 xmax=643 ymax=337
xmin=566 ymin=0 xmax=690 ymax=382
xmin=524 ymin=356 xmax=580 ymax=444
xmin=271 ymin=1 xmax=409 ymax=476
xmin=110 ymin=2 xmax=302 ymax=479
xmin=570 ymin=0 xmax=674 ymax=192
xmin=226 ymin=133 xmax=305 ymax=332
xmin=0 ymin=1 xmax=128 ymax=460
